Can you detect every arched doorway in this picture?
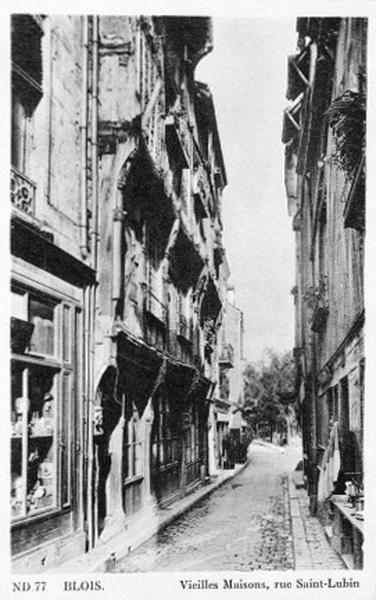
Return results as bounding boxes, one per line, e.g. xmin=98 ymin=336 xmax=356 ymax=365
xmin=93 ymin=366 xmax=121 ymax=537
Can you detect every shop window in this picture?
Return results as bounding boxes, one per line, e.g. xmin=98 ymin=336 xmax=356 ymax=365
xmin=10 ymin=283 xmax=79 ymax=522
xmin=151 ymin=391 xmax=183 ymax=500
xmin=152 ymin=395 xmax=179 ymax=470
xmin=183 ymin=404 xmax=200 ymax=486
xmin=29 ymin=296 xmax=56 ymax=356
xmin=123 ymin=404 xmax=143 ymax=480
xmin=122 ymin=403 xmax=143 ymax=516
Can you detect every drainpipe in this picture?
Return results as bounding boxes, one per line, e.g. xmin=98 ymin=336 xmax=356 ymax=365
xmin=80 ymin=16 xmax=89 ymax=258
xmin=79 ymin=14 xmax=92 ymax=552
xmin=310 ymin=41 xmax=319 ymax=513
xmin=112 ymin=199 xmax=125 ymax=314
xmin=84 ymin=278 xmax=93 ymax=549
xmin=91 ymin=16 xmax=99 ymax=271
xmin=85 ymin=14 xmax=101 ymax=552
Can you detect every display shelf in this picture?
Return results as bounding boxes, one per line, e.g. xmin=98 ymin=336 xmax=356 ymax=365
xmin=331 ymin=496 xmax=364 ymax=534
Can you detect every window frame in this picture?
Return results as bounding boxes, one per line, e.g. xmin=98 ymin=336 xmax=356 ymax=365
xmin=10 ymin=279 xmax=80 ymax=524
xmin=11 ymin=15 xmax=43 ymax=174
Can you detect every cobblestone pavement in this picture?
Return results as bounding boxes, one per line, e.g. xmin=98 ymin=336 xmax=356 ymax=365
xmin=295 ymin=490 xmax=345 ymax=569
xmin=117 ymin=440 xmax=302 ymax=572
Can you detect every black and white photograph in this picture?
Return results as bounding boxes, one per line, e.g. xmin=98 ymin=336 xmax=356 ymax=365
xmin=2 ymin=1 xmax=376 ymax=598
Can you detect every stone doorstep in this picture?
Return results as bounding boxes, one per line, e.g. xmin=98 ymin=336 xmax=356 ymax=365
xmin=50 ymin=462 xmax=248 ymax=574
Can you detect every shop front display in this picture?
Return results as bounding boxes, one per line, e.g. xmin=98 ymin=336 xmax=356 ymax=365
xmin=10 ymin=281 xmax=80 ymax=527
xmin=151 ymin=389 xmax=182 ymax=502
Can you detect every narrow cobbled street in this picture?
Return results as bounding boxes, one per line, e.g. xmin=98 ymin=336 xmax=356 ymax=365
xmin=116 ymin=438 xmax=342 ymax=572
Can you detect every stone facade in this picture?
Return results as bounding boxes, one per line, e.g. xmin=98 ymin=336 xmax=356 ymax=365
xmin=283 ymin=18 xmax=366 ymax=568
xmin=213 ymin=288 xmax=246 ymax=469
xmin=10 ymin=14 xmax=232 ymax=572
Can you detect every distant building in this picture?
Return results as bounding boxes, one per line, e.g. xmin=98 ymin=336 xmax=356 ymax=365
xmin=10 ymin=15 xmax=232 ymax=572
xmin=212 ymin=286 xmax=246 ymax=470
xmin=283 ymin=18 xmax=366 ymax=568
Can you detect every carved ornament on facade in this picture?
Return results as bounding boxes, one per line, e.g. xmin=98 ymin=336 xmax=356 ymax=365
xmin=10 ymin=167 xmax=36 ymax=216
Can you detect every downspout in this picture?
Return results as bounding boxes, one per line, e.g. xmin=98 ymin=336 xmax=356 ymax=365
xmin=83 ymin=273 xmax=93 ymax=548
xmin=80 ymin=16 xmax=89 ymax=258
xmin=91 ymin=16 xmax=99 ymax=271
xmin=78 ymin=15 xmax=91 ymax=553
xmin=309 ymin=41 xmax=319 ymax=513
xmin=112 ymin=200 xmax=125 ymax=316
xmin=86 ymin=14 xmax=99 ymax=551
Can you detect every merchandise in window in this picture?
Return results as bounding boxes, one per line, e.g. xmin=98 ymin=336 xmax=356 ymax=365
xmin=10 ymin=284 xmax=78 ymax=521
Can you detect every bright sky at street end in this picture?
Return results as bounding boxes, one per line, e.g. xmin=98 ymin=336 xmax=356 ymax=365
xmin=197 ymin=18 xmax=298 ymax=363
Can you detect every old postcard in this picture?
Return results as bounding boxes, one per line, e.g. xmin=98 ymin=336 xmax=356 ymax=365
xmin=1 ymin=0 xmax=376 ymax=599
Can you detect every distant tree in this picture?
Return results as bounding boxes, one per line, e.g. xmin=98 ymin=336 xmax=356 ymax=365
xmin=241 ymin=350 xmax=297 ymax=442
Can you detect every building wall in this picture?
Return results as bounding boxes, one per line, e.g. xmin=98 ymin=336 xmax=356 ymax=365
xmin=11 ymin=15 xmax=92 ymax=572
xmin=225 ymin=299 xmax=244 ymax=409
xmin=90 ymin=15 xmax=229 ymax=549
xmin=10 ymin=14 xmax=231 ymax=572
xmin=283 ymin=18 xmax=366 ymax=524
xmin=12 ymin=15 xmax=84 ymax=256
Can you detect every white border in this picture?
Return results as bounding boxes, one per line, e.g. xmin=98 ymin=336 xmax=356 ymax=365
xmin=1 ymin=2 xmax=376 ymax=599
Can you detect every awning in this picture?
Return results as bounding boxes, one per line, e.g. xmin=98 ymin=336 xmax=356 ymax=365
xmin=116 ymin=332 xmax=164 ymax=417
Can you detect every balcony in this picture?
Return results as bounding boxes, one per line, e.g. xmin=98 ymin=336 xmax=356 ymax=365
xmin=219 ymin=343 xmax=234 ymax=369
xmin=11 ymin=166 xmax=36 ymax=216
